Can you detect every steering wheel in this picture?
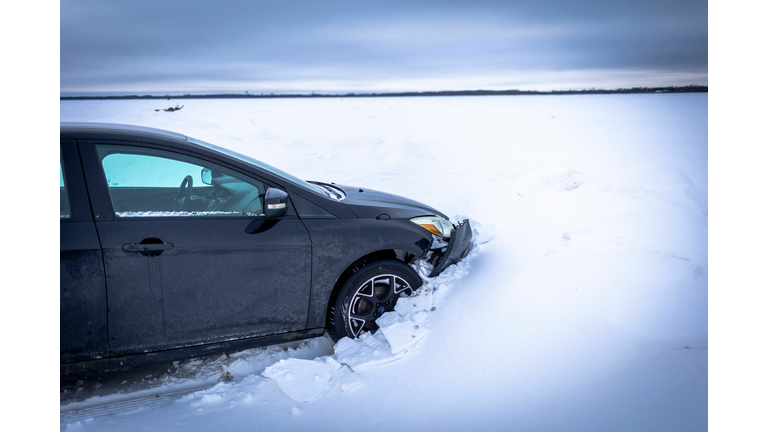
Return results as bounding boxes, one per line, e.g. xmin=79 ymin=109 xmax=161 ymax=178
xmin=173 ymin=175 xmax=194 ymax=211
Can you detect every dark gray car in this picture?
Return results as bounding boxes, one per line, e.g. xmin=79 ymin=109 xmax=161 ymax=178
xmin=60 ymin=123 xmax=472 ymax=376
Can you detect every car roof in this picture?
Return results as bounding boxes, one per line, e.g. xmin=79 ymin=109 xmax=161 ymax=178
xmin=60 ymin=122 xmax=188 ymax=142
xmin=59 ymin=122 xmax=334 ymax=199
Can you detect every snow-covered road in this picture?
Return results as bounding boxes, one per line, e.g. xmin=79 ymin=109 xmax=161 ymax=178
xmin=60 ymin=94 xmax=707 ymax=431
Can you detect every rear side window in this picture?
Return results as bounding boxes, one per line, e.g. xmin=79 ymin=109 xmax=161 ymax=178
xmin=60 ymin=148 xmax=70 ymax=218
xmin=95 ymin=144 xmax=267 ymax=217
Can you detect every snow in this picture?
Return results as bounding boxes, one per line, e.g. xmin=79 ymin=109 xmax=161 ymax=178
xmin=115 ymin=211 xmax=245 ymax=217
xmin=60 ymin=94 xmax=707 ymax=431
xmin=262 ymin=357 xmax=360 ymax=403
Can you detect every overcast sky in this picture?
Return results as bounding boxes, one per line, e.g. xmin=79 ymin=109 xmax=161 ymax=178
xmin=60 ymin=0 xmax=707 ymax=95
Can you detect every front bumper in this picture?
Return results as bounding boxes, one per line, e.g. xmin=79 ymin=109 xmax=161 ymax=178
xmin=428 ymin=219 xmax=473 ymax=277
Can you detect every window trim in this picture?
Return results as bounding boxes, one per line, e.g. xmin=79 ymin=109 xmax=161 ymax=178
xmin=78 ymin=139 xmax=296 ymax=220
xmin=89 ymin=140 xmax=285 ymax=220
xmin=60 ymin=147 xmax=71 ymax=218
xmin=60 ymin=140 xmax=94 ymax=222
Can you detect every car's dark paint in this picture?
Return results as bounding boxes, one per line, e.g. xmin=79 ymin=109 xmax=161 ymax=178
xmin=93 ymin=217 xmax=313 ymax=355
xmin=60 ymin=123 xmax=468 ymax=376
xmin=60 ymin=223 xmax=110 ymax=362
xmin=336 ymin=185 xmax=449 ymax=220
xmin=75 ymin=139 xmax=315 ymax=355
xmin=302 ymin=218 xmax=434 ymax=328
xmin=60 ymin=141 xmax=110 ymax=362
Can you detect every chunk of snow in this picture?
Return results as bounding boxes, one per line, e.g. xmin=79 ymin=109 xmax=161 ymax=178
xmin=199 ymin=394 xmax=223 ymax=405
xmin=333 ymin=331 xmax=406 ymax=370
xmin=64 ymin=421 xmax=83 ymax=431
xmin=262 ymin=358 xmax=332 ymax=403
xmin=394 ymin=291 xmax=432 ymax=315
xmin=262 ymin=357 xmax=360 ymax=402
xmin=380 ymin=318 xmax=428 ymax=353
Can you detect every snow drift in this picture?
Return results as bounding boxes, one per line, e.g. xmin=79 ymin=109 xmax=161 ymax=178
xmin=60 ymin=94 xmax=707 ymax=432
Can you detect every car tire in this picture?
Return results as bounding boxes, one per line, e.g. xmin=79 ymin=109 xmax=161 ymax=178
xmin=328 ymin=259 xmax=423 ymax=341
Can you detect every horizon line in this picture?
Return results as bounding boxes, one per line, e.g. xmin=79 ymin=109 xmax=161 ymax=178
xmin=61 ymin=85 xmax=707 ymax=100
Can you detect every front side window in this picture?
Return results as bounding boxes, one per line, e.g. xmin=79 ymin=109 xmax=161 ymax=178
xmin=95 ymin=145 xmax=267 ymax=217
xmin=60 ymin=148 xmax=70 ymax=218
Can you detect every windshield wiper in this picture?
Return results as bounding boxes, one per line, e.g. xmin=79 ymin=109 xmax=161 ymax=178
xmin=308 ymin=181 xmax=345 ymax=200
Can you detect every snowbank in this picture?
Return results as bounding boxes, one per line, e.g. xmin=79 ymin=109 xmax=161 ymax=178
xmin=60 ymin=94 xmax=707 ymax=432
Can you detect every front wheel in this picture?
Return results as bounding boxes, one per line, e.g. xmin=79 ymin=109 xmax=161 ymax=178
xmin=329 ymin=260 xmax=423 ymax=341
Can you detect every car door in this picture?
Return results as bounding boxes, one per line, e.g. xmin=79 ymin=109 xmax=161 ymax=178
xmin=60 ymin=140 xmax=110 ymax=362
xmin=78 ymin=140 xmax=312 ymax=356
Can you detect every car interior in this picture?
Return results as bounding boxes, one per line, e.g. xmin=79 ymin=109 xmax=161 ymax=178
xmin=96 ymin=146 xmax=266 ymax=216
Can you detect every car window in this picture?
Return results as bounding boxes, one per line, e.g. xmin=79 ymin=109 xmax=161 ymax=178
xmin=186 ymin=136 xmax=330 ymax=198
xmin=95 ymin=144 xmax=267 ymax=217
xmin=60 ymin=148 xmax=70 ymax=218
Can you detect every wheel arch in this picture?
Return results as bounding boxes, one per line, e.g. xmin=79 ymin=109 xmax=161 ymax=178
xmin=324 ymin=249 xmax=418 ymax=330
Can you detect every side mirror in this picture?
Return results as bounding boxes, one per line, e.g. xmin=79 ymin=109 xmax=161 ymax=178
xmin=264 ymin=188 xmax=288 ymax=218
xmin=201 ymin=168 xmax=212 ymax=185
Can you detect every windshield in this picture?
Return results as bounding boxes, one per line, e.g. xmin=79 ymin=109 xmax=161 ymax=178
xmin=186 ymin=136 xmax=329 ymax=197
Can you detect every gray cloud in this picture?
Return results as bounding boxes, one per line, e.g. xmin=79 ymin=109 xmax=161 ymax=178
xmin=61 ymin=0 xmax=707 ymax=94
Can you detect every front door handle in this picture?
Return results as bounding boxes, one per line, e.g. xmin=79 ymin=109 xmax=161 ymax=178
xmin=123 ymin=241 xmax=174 ymax=257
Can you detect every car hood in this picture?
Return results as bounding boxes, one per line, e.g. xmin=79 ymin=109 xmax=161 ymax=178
xmin=334 ymin=185 xmax=449 ymax=220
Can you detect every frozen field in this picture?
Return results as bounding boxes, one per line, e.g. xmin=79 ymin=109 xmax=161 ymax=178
xmin=60 ymin=94 xmax=708 ymax=431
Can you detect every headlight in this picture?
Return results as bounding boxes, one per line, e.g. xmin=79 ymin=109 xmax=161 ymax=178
xmin=410 ymin=216 xmax=454 ymax=238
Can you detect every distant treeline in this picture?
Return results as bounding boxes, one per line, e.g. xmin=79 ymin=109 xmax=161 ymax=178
xmin=61 ymin=85 xmax=707 ymax=101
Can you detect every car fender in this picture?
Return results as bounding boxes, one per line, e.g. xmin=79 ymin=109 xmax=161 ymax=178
xmin=300 ymin=218 xmax=433 ymax=329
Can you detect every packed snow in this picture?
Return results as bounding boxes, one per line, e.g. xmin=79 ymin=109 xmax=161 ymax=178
xmin=60 ymin=94 xmax=707 ymax=431
xmin=114 ymin=211 xmax=246 ymax=217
